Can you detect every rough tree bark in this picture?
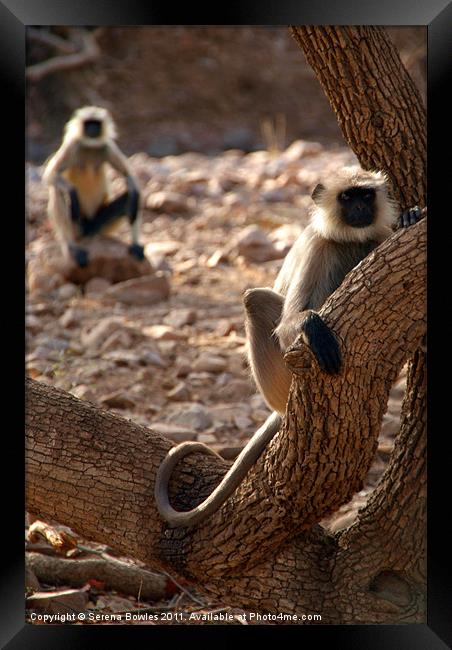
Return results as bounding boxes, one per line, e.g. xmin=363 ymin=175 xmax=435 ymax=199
xmin=26 ymin=27 xmax=427 ymax=623
xmin=290 ymin=25 xmax=427 ymax=619
xmin=290 ymin=26 xmax=426 ymax=209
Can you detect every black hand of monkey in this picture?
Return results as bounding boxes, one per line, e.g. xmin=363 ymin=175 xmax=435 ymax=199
xmin=301 ymin=312 xmax=342 ymax=375
xmin=69 ymin=189 xmax=82 ymax=224
xmin=80 ymin=217 xmax=95 ymax=236
xmin=397 ymin=206 xmax=422 ymax=229
xmin=128 ymin=243 xmax=145 ymax=261
xmin=69 ymin=244 xmax=89 ymax=268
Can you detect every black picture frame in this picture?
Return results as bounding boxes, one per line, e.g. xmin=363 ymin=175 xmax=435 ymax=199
xmin=5 ymin=0 xmax=451 ymax=647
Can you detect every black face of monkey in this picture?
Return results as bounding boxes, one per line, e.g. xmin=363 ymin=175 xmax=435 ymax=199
xmin=338 ymin=187 xmax=376 ymax=227
xmin=83 ymin=119 xmax=103 ymax=139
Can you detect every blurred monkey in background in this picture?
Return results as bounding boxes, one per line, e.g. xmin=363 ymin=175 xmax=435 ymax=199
xmin=43 ymin=106 xmax=144 ymax=267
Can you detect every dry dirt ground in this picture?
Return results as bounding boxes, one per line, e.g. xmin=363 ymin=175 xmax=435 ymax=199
xmin=25 ymin=140 xmax=407 ymax=624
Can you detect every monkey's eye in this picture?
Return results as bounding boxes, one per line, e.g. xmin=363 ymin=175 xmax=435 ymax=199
xmin=363 ymin=192 xmax=374 ymax=200
xmin=340 ymin=192 xmax=350 ymax=201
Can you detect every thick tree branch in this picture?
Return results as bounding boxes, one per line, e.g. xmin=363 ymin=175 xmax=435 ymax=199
xmin=290 ymin=26 xmax=426 ymax=210
xmin=27 ymin=28 xmax=78 ymax=55
xmin=26 ymin=28 xmax=100 ymax=84
xmin=289 ymin=29 xmax=427 ymax=618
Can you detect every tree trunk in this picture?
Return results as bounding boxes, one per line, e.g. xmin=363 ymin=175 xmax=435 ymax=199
xmin=290 ymin=25 xmax=427 ymax=619
xmin=290 ymin=26 xmax=426 ymax=210
xmin=26 ymin=214 xmax=426 ymax=622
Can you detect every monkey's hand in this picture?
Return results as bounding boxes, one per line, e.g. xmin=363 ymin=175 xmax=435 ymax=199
xmin=128 ymin=243 xmax=145 ymax=261
xmin=396 ymin=206 xmax=422 ymax=230
xmin=79 ymin=217 xmax=96 ymax=237
xmin=69 ymin=243 xmax=89 ymax=268
xmin=276 ymin=311 xmax=341 ymax=374
xmin=301 ymin=312 xmax=342 ymax=374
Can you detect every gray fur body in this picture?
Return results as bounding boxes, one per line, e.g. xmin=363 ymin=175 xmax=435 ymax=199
xmin=154 ymin=167 xmax=397 ymax=529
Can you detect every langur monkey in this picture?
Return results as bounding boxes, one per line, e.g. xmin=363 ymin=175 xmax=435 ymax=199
xmin=43 ymin=106 xmax=144 ymax=267
xmin=155 ymin=166 xmax=422 ymax=528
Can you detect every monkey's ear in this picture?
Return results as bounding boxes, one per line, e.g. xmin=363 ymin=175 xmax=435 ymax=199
xmin=311 ymin=183 xmax=325 ymax=204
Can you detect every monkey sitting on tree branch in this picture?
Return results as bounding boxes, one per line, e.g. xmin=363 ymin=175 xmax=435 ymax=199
xmin=155 ymin=166 xmax=422 ymax=529
xmin=43 ymin=106 xmax=144 ymax=268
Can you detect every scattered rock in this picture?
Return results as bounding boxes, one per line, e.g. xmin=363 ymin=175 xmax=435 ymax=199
xmin=105 ymin=273 xmax=170 ymax=306
xmin=151 ymin=422 xmax=197 ymax=442
xmin=26 ymin=359 xmax=53 ymax=378
xmin=261 ymin=188 xmax=288 ymax=203
xmin=144 ymin=253 xmax=172 ymax=274
xmin=57 ymin=283 xmax=79 ymax=301
xmin=380 ymin=412 xmax=400 ymax=438
xmin=70 ymin=384 xmax=96 ymax=402
xmin=140 ymin=348 xmax=168 ymax=368
xmin=144 ymin=324 xmax=188 ymax=341
xmin=157 ymin=340 xmax=179 ymax=356
xmin=206 ymin=249 xmax=230 ymax=268
xmin=218 ymin=378 xmax=255 ymax=401
xmin=282 ymin=139 xmax=323 ymax=162
xmin=210 ymin=404 xmax=247 ymax=426
xmin=197 ymin=432 xmax=217 ymax=444
xmin=52 ymin=237 xmax=154 ymax=285
xmin=25 ymin=314 xmax=42 ymax=334
xmin=163 ymin=308 xmax=197 ymax=328
xmin=144 ymin=240 xmax=181 ymax=258
xmin=26 ymin=346 xmax=60 ymax=362
xmin=146 ymin=191 xmax=190 ymax=213
xmin=234 ymin=414 xmax=253 ymax=429
xmin=167 ymin=403 xmax=213 ymax=431
xmin=28 ymin=256 xmax=65 ymax=293
xmin=100 ymin=391 xmax=136 ymax=410
xmin=167 ymin=382 xmax=191 ymax=401
xmin=218 ymin=446 xmax=244 ymax=461
xmin=175 ymin=359 xmax=193 ymax=377
xmin=268 ymin=223 xmax=302 ymax=256
xmin=215 ymin=319 xmax=239 ymax=337
xmin=81 ymin=317 xmax=126 ymax=350
xmin=102 ymin=350 xmax=141 ymax=366
xmin=59 ymin=307 xmax=83 ymax=329
xmin=234 ymin=225 xmax=281 ymax=263
xmin=193 ymin=353 xmax=227 ymax=374
xmin=85 ymin=277 xmax=112 ymax=296
xmin=326 ymin=511 xmax=357 ymax=534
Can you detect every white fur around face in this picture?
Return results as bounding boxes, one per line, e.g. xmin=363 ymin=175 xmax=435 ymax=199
xmin=64 ymin=106 xmax=117 ymax=147
xmin=310 ymin=166 xmax=399 ymax=243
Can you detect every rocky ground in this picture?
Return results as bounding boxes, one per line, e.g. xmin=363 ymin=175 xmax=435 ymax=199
xmin=25 ymin=140 xmax=406 ymax=623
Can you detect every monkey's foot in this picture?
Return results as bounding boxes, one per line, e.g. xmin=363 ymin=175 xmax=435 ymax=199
xmin=69 ymin=244 xmax=89 ymax=268
xmin=128 ymin=243 xmax=145 ymax=261
xmin=301 ymin=312 xmax=342 ymax=375
xmin=397 ymin=206 xmax=422 ymax=229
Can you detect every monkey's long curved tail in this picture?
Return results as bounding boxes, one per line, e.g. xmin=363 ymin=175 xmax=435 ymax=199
xmin=154 ymin=410 xmax=282 ymax=528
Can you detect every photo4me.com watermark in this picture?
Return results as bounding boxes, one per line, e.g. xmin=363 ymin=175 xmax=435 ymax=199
xmin=29 ymin=611 xmax=322 ymax=624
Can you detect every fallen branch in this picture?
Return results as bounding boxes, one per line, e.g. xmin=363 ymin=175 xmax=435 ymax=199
xmin=27 ymin=28 xmax=78 ymax=55
xmin=26 ymin=552 xmax=168 ymax=602
xmin=27 ymin=28 xmax=100 ymax=83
